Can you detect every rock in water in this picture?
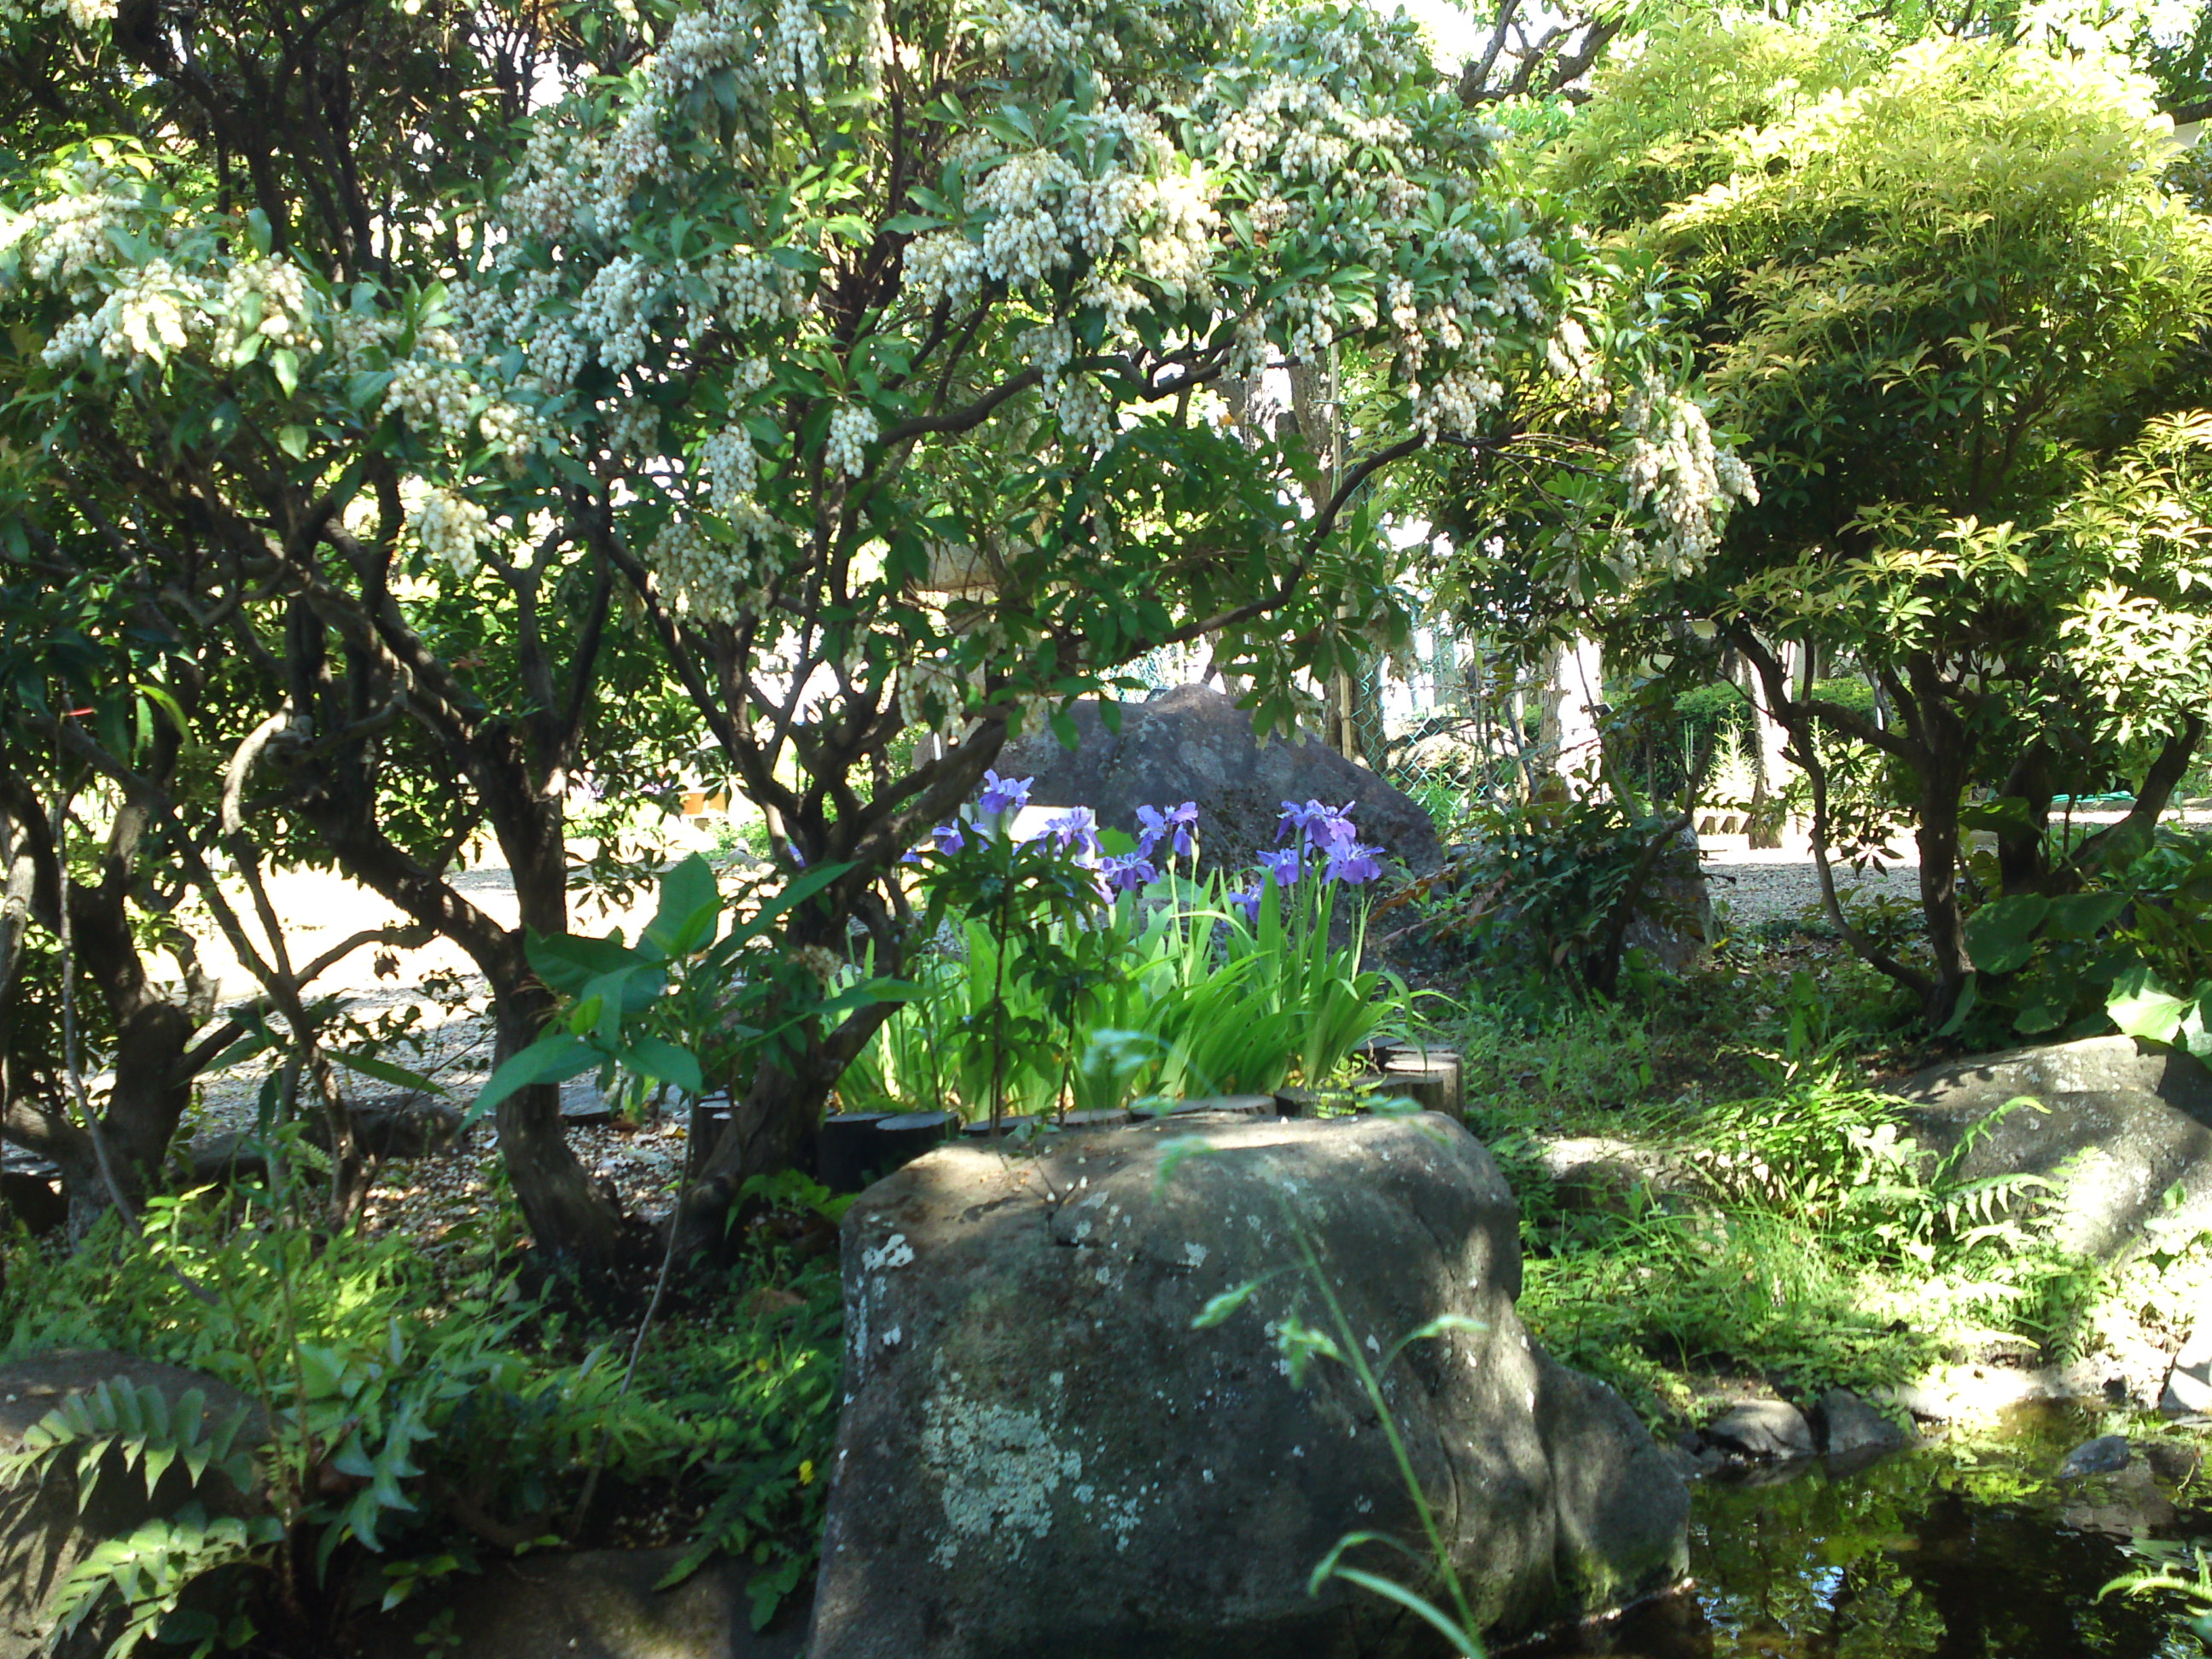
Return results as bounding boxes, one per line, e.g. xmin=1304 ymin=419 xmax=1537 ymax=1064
xmin=1703 ymin=1400 xmax=1816 ymax=1462
xmin=809 ymin=1115 xmax=1687 ymax=1659
xmin=2058 ymin=1434 xmax=2134 ymax=1480
xmin=1895 ymin=1035 xmax=2212 ymax=1260
xmin=995 ymin=684 xmax=1445 ymax=873
xmin=1813 ymin=1389 xmax=1911 ymax=1461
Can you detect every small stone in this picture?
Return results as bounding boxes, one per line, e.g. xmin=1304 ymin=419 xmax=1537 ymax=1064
xmin=2058 ymin=1434 xmax=2133 ymax=1480
xmin=1813 ymin=1388 xmax=1911 ymax=1458
xmin=1704 ymin=1400 xmax=1815 ymax=1461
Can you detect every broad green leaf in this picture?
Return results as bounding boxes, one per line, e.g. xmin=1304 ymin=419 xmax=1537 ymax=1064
xmin=618 ymin=1035 xmax=705 ymax=1096
xmin=469 ymin=1034 xmax=600 ymax=1121
xmin=643 ymin=853 xmax=721 ymax=958
xmin=1962 ymin=894 xmax=2048 ymax=975
xmin=527 ymin=930 xmax=643 ymax=995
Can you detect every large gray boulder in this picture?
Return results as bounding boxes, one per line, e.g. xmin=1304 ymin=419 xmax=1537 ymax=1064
xmin=809 ymin=1114 xmax=1687 ymax=1659
xmin=0 ymin=1351 xmax=267 ymax=1659
xmin=997 ymin=684 xmax=1444 ymax=873
xmin=1895 ymin=1035 xmax=2212 ymax=1259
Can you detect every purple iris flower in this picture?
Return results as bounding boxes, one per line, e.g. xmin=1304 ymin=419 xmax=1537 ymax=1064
xmin=1256 ymin=844 xmax=1304 ymax=887
xmin=1227 ymin=884 xmax=1264 ymax=923
xmin=932 ymin=820 xmax=967 ymax=855
xmin=976 ymin=770 xmax=1033 ymax=818
xmin=1039 ymin=806 xmax=1101 ymax=859
xmin=1277 ymin=798 xmax=1357 ymax=851
xmin=1323 ymin=841 xmax=1384 ymax=886
xmin=1135 ymin=800 xmax=1199 ymax=859
xmin=1102 ymin=852 xmax=1159 ymax=894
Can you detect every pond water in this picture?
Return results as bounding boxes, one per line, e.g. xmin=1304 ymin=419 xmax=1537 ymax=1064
xmin=1516 ymin=1405 xmax=2210 ymax=1659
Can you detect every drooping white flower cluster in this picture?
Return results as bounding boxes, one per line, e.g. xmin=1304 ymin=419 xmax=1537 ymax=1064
xmin=701 ymin=422 xmax=761 ymax=505
xmin=647 ymin=508 xmax=787 ymax=620
xmin=2 ymin=157 xmax=138 ymax=297
xmin=218 ymin=258 xmax=313 ymax=355
xmin=412 ymin=486 xmax=497 ymax=579
xmin=1619 ymin=378 xmax=1761 ymax=574
xmin=825 ymin=405 xmax=876 ymax=479
xmin=42 ymin=259 xmax=207 ymax=367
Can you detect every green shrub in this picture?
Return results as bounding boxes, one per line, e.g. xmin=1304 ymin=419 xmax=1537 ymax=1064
xmin=0 ymin=1152 xmax=841 ymax=1651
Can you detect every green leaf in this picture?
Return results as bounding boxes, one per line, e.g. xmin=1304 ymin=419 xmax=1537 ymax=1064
xmin=1190 ymin=1280 xmax=1261 ymax=1329
xmin=643 ymin=853 xmax=721 ymax=958
xmin=2041 ymin=892 xmax=2128 ymax=940
xmin=2109 ymin=965 xmax=2199 ymax=1046
xmin=469 ymin=1034 xmax=600 ymax=1121
xmin=276 ymin=424 xmax=310 ymax=460
xmin=527 ymin=930 xmax=643 ymax=995
xmin=1963 ymin=894 xmax=2048 ymax=975
xmin=270 ymin=347 xmax=300 ymax=398
xmin=618 ymin=1035 xmax=705 ymax=1096
xmin=1936 ymin=973 xmax=1979 ymax=1038
xmin=329 ymin=1051 xmax=445 ymax=1096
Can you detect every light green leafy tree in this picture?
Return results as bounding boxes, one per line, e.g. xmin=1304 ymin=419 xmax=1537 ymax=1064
xmin=1473 ymin=26 xmax=2212 ymax=1027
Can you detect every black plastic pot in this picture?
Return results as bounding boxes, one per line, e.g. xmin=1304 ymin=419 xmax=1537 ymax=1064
xmin=873 ymin=1110 xmax=955 ymax=1173
xmin=817 ymin=1112 xmax=893 ymax=1192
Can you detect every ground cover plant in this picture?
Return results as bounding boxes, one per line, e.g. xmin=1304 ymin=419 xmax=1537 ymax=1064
xmin=0 ymin=1146 xmax=844 ymax=1651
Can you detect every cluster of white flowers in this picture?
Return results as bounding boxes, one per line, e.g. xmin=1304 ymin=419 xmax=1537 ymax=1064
xmin=700 ymin=422 xmax=761 ymax=505
xmin=1619 ymin=379 xmax=1761 ymax=574
xmin=1214 ymin=76 xmax=1412 ymax=183
xmin=218 ymin=258 xmax=313 ymax=358
xmin=647 ymin=507 xmax=786 ymax=620
xmin=413 ymin=486 xmax=497 ymax=579
xmin=1545 ymin=317 xmax=1598 ymax=387
xmin=0 ymin=0 xmax=115 ymax=31
xmin=896 ymin=649 xmax=965 ymax=727
xmin=769 ymin=0 xmax=827 ymax=96
xmin=574 ymin=254 xmax=661 ymax=372
xmin=1412 ymin=365 xmax=1506 ymax=442
xmin=4 ymin=158 xmax=139 ymax=298
xmin=825 ymin=404 xmax=877 ymax=478
xmin=478 ymin=398 xmax=553 ymax=466
xmin=383 ymin=358 xmax=478 ymax=434
xmin=42 ymin=259 xmax=208 ymax=367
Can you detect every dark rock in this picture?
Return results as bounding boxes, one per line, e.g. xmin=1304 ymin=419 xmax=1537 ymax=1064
xmin=562 ymin=1078 xmax=614 ymax=1126
xmin=2058 ymin=1462 xmax=2176 ymax=1537
xmin=350 ymin=1547 xmax=807 ymax=1659
xmin=996 ymin=684 xmax=1445 ymax=874
xmin=1813 ymin=1388 xmax=1910 ymax=1459
xmin=0 ymin=1173 xmax=63 ymax=1237
xmin=810 ymin=1115 xmax=1687 ymax=1659
xmin=1703 ymin=1400 xmax=1815 ymax=1461
xmin=1535 ymin=1138 xmax=1708 ymax=1220
xmin=183 ymin=1131 xmax=270 ymax=1189
xmin=339 ymin=1093 xmax=463 ymax=1160
xmin=2142 ymin=1438 xmax=2204 ymax=1484
xmin=2058 ymin=1434 xmax=2133 ymax=1480
xmin=0 ymin=1351 xmax=268 ymax=1659
xmin=1621 ymin=826 xmax=1714 ymax=974
xmin=1895 ymin=1036 xmax=2212 ymax=1260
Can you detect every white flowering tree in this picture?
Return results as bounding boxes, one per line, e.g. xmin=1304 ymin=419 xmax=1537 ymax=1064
xmin=0 ymin=0 xmax=1727 ymax=1260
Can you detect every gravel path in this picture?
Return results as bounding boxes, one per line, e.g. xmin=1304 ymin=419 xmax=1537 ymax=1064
xmin=1700 ymin=846 xmax=1922 ymax=935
